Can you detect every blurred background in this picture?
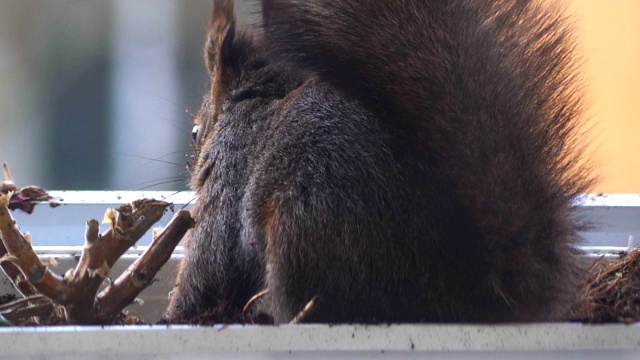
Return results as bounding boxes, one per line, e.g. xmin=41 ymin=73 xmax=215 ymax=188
xmin=0 ymin=0 xmax=638 ymax=192
xmin=0 ymin=0 xmax=257 ymax=191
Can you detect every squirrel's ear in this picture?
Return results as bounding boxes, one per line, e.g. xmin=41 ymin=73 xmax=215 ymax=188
xmin=206 ymin=0 xmax=237 ymax=112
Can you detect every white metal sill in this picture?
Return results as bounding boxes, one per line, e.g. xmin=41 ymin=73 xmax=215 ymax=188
xmin=13 ymin=191 xmax=640 ymax=247
xmin=0 ymin=191 xmax=639 ymax=359
xmin=0 ymin=323 xmax=638 ymax=360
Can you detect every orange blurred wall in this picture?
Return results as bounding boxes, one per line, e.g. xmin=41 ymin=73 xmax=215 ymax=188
xmin=570 ymin=0 xmax=640 ymax=193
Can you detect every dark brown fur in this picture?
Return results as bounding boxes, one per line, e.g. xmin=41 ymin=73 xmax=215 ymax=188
xmin=166 ymin=0 xmax=592 ymax=324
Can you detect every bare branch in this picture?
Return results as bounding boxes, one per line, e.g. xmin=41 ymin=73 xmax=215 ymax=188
xmin=97 ymin=210 xmax=194 ymax=321
xmin=62 ymin=199 xmax=171 ymax=323
xmin=0 ymin=193 xmax=183 ymax=324
xmin=0 ymin=194 xmax=67 ymax=300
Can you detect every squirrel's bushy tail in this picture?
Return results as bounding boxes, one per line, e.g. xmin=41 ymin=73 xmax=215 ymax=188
xmin=261 ymin=0 xmax=593 ymax=319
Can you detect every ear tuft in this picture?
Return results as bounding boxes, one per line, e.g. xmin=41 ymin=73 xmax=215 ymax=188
xmin=205 ymin=0 xmax=235 ymax=74
xmin=210 ymin=0 xmax=235 ymax=38
xmin=205 ymin=0 xmax=237 ymax=115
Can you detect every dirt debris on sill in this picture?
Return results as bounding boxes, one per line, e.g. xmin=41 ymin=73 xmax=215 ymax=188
xmin=572 ymin=247 xmax=640 ymax=323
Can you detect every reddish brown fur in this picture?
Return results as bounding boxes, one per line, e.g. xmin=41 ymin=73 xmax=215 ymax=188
xmin=167 ymin=0 xmax=592 ymax=324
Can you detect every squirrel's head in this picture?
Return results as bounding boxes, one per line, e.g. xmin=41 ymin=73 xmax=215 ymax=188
xmin=188 ymin=0 xmax=306 ymax=191
xmin=189 ymin=0 xmax=249 ymax=190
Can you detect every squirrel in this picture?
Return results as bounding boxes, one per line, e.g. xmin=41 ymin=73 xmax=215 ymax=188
xmin=165 ymin=0 xmax=593 ymax=324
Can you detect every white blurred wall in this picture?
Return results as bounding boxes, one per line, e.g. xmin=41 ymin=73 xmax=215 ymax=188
xmin=0 ymin=0 xmax=255 ymax=190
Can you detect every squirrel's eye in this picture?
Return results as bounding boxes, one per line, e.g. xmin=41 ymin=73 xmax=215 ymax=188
xmin=192 ymin=124 xmax=200 ymax=142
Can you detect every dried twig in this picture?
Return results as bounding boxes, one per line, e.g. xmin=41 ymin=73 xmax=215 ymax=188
xmin=60 ymin=199 xmax=170 ymax=323
xmin=572 ymin=249 xmax=640 ymax=323
xmin=0 ymin=193 xmax=192 ymax=324
xmin=0 ymin=163 xmax=40 ymax=296
xmin=0 ymin=295 xmax=56 ymax=324
xmin=242 ymin=289 xmax=270 ymax=322
xmin=0 ymin=243 xmax=37 ymax=297
xmin=290 ymin=296 xmax=318 ymax=324
xmin=1 ymin=162 xmax=59 ymax=214
xmin=0 ymin=161 xmax=192 ymax=325
xmin=96 ymin=210 xmax=194 ymax=321
xmin=0 ymin=194 xmax=66 ymax=300
xmin=0 ymin=162 xmax=16 ymax=194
